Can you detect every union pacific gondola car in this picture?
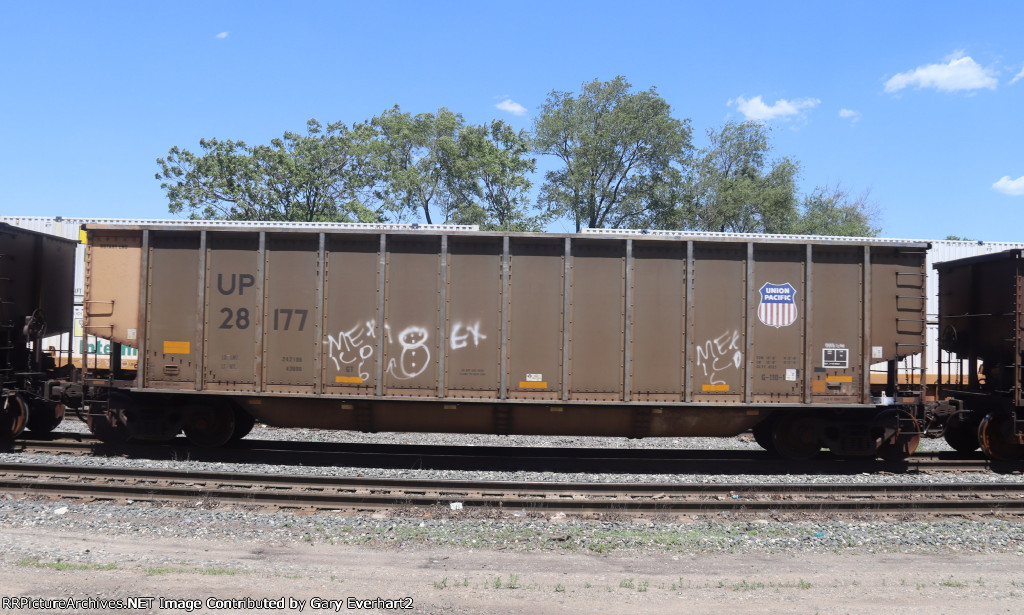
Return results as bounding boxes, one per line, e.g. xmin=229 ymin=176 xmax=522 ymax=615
xmin=69 ymin=224 xmax=934 ymax=460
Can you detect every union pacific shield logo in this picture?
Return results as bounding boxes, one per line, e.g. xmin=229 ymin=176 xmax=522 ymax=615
xmin=758 ymin=282 xmax=798 ymax=328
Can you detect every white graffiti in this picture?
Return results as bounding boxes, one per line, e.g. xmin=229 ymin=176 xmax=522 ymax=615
xmin=326 ymin=320 xmax=376 ymax=381
xmin=450 ymin=321 xmax=487 ymax=350
xmin=326 ymin=320 xmax=488 ymax=382
xmin=696 ymin=329 xmax=742 ymax=385
xmin=386 ymin=325 xmax=431 ymax=379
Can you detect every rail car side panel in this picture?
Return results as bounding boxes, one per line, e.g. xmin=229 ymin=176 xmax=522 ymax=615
xmin=322 ymin=236 xmax=381 ymax=395
xmin=203 ymin=235 xmax=261 ymax=391
xmin=82 ymin=225 xmax=931 ymax=438
xmin=263 ymin=235 xmax=319 ymax=393
xmin=382 ymin=236 xmax=441 ymax=395
xmin=569 ymin=240 xmax=625 ymax=399
xmin=83 ymin=230 xmax=141 ymax=345
xmin=810 ymin=247 xmax=863 ymax=401
xmin=691 ymin=243 xmax=746 ymax=402
xmin=445 ymin=238 xmax=502 ymax=396
xmin=506 ymin=239 xmax=563 ymax=400
xmin=144 ymin=233 xmax=200 ymax=388
xmin=750 ymin=245 xmax=805 ymax=402
xmin=630 ymin=242 xmax=686 ymax=400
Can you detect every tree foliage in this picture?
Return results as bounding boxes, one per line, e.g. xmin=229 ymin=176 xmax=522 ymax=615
xmin=791 ymin=185 xmax=880 ymax=237
xmin=157 ymin=77 xmax=883 ymax=237
xmin=156 ymin=119 xmax=379 ymax=222
xmin=670 ymin=121 xmax=799 ymax=233
xmin=533 ymin=76 xmax=692 ymax=231
xmin=365 ymin=107 xmax=539 ymax=229
xmin=448 ymin=120 xmax=542 ymax=231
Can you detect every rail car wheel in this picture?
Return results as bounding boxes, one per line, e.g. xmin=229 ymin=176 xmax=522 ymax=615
xmin=183 ymin=402 xmax=236 ymax=448
xmin=751 ymin=417 xmax=778 ymax=454
xmin=229 ymin=406 xmax=256 ymax=442
xmin=1 ymin=394 xmax=29 ymax=441
xmin=943 ymin=414 xmax=980 ymax=453
xmin=26 ymin=401 xmax=65 ymax=434
xmin=875 ymin=409 xmax=921 ymax=461
xmin=977 ymin=411 xmax=1024 ymax=461
xmin=771 ymin=413 xmax=821 ymax=460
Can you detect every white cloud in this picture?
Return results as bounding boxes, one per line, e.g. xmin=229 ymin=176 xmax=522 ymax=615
xmin=993 ymin=175 xmax=1024 ymax=196
xmin=729 ymin=95 xmax=820 ymax=122
xmin=1011 ymin=66 xmax=1024 ymax=85
xmin=495 ymin=98 xmax=527 ymax=116
xmin=884 ymin=51 xmax=997 ymax=93
xmin=216 ymin=31 xmax=229 ymax=39
xmin=839 ymin=108 xmax=861 ymax=123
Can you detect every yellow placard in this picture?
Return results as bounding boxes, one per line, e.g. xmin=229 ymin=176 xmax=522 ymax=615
xmin=702 ymin=384 xmax=730 ymax=392
xmin=335 ymin=376 xmax=364 ymax=384
xmin=826 ymin=375 xmax=853 ymax=383
xmin=518 ymin=381 xmax=548 ymax=389
xmin=163 ymin=341 xmax=190 ymax=354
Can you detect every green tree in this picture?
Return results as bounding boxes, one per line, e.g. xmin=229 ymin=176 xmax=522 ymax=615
xmin=674 ymin=121 xmax=799 ymax=233
xmin=366 ymin=106 xmax=467 ymax=225
xmin=156 ymin=119 xmax=379 ymax=222
xmin=792 ymin=185 xmax=880 ymax=237
xmin=533 ymin=76 xmax=692 ymax=232
xmin=448 ymin=120 xmax=542 ymax=231
xmin=366 ymin=107 xmax=540 ymax=228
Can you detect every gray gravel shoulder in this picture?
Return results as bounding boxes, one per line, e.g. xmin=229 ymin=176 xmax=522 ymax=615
xmin=4 ymin=420 xmax=1024 ymax=613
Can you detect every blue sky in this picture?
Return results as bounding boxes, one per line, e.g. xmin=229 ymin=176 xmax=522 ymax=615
xmin=2 ymin=1 xmax=1022 ymax=240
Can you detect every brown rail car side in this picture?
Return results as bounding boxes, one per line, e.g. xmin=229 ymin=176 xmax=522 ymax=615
xmin=81 ymin=226 xmax=930 ymax=459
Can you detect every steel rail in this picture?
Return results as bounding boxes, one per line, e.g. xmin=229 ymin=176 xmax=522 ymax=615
xmin=1 ymin=462 xmax=1023 ymax=515
xmin=2 ymin=436 xmax=1004 ymax=473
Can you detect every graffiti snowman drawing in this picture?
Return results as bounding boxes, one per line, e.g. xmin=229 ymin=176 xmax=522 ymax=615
xmin=387 ymin=326 xmax=430 ymax=380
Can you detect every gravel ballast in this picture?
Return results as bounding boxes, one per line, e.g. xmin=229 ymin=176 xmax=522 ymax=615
xmin=4 ymin=421 xmax=1024 ymax=614
xmin=3 ymin=420 xmax=1024 ymax=557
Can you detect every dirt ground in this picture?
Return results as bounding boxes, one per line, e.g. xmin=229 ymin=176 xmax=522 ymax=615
xmin=2 ymin=525 xmax=1024 ymax=614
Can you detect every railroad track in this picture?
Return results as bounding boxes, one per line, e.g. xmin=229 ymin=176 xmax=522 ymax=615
xmin=2 ymin=433 xmax=1012 ymax=474
xmin=2 ymin=461 xmax=1023 ymax=515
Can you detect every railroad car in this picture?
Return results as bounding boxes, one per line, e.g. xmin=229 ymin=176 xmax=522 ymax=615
xmin=59 ymin=224 xmax=936 ymax=460
xmin=0 ymin=223 xmax=77 ymax=438
xmin=935 ymin=249 xmax=1024 ymax=460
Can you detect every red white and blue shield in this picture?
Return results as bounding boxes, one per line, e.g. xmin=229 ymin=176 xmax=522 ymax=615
xmin=758 ymin=282 xmax=798 ymax=328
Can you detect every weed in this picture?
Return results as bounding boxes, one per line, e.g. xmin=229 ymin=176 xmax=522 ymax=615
xmin=619 ymin=578 xmax=635 ymax=589
xmin=17 ymin=559 xmax=116 ymax=572
xmin=554 ymin=584 xmax=565 ymax=592
xmin=200 ymin=568 xmax=238 ymax=576
xmin=731 ymin=580 xmax=765 ymax=591
xmin=939 ymin=577 xmax=967 ymax=588
xmin=144 ymin=566 xmax=187 ymax=576
xmin=638 ymin=580 xmax=649 ymax=593
xmin=434 ymin=577 xmax=448 ymax=589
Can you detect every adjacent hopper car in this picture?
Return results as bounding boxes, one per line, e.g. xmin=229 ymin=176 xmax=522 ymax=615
xmin=0 ymin=223 xmax=77 ymax=437
xmin=935 ymin=249 xmax=1024 ymax=460
xmin=2 ymin=221 xmax=1022 ymax=461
